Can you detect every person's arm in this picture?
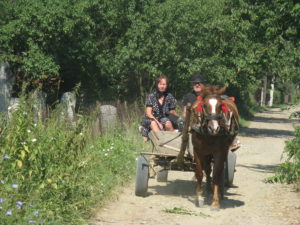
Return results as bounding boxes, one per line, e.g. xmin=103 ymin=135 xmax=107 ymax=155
xmin=167 ymin=94 xmax=178 ymax=116
xmin=145 ymin=106 xmax=156 ymax=120
xmin=145 ymin=106 xmax=163 ymax=129
xmin=169 ymin=109 xmax=178 ymax=116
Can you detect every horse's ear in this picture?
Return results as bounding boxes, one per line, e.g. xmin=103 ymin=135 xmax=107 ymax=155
xmin=203 ymin=85 xmax=213 ymax=96
xmin=217 ymin=86 xmax=227 ymax=95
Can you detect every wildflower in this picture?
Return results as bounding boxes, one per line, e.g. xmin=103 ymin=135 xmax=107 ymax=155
xmin=34 ymin=211 xmax=39 ymax=217
xmin=16 ymin=201 xmax=23 ymax=208
xmin=4 ymin=155 xmax=10 ymax=159
xmin=79 ymin=132 xmax=83 ymax=136
xmin=33 ymin=123 xmax=37 ymax=127
xmin=12 ymin=184 xmax=18 ymax=189
xmin=21 ymin=142 xmax=27 ymax=145
xmin=27 ymin=129 xmax=32 ymax=133
xmin=32 ymin=138 xmax=37 ymax=142
xmin=0 ymin=198 xmax=4 ymax=203
xmin=0 ymin=180 xmax=4 ymax=184
xmin=6 ymin=210 xmax=12 ymax=215
xmin=104 ymin=153 xmax=108 ymax=156
xmin=28 ymin=220 xmax=36 ymax=224
xmin=23 ymin=111 xmax=28 ymax=115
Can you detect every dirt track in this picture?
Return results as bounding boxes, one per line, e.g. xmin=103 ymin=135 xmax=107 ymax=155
xmin=92 ymin=107 xmax=300 ymax=225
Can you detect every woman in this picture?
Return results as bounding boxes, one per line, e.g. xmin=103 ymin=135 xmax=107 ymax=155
xmin=140 ymin=75 xmax=178 ymax=140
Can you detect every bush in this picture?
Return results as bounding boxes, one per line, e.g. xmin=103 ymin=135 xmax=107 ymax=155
xmin=266 ymin=123 xmax=300 ymax=190
xmin=0 ymin=93 xmax=141 ymax=224
xmin=273 ymin=89 xmax=282 ymax=105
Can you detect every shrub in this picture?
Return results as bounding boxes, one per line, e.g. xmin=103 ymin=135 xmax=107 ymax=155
xmin=0 ymin=93 xmax=141 ymax=224
xmin=266 ymin=122 xmax=300 ymax=190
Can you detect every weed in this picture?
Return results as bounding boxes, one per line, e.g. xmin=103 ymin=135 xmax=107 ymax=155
xmin=266 ymin=124 xmax=300 ymax=190
xmin=162 ymin=207 xmax=210 ymax=217
xmin=0 ymin=92 xmax=143 ymax=224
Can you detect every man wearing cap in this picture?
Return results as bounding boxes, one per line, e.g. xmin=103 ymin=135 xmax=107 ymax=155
xmin=182 ymin=72 xmax=206 ymax=119
xmin=182 ymin=72 xmax=240 ymax=151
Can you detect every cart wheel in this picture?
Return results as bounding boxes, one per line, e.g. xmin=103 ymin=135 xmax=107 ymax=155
xmin=225 ymin=151 xmax=237 ymax=187
xmin=156 ymin=170 xmax=168 ymax=182
xmin=135 ymin=156 xmax=149 ymax=196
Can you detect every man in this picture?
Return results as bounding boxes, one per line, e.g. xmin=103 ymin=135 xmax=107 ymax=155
xmin=182 ymin=72 xmax=240 ymax=151
xmin=182 ymin=72 xmax=205 ymax=119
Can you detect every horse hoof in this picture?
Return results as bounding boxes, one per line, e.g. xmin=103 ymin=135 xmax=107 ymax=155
xmin=195 ymin=196 xmax=205 ymax=207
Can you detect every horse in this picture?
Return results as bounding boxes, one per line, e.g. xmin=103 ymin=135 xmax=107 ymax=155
xmin=190 ymin=85 xmax=239 ymax=209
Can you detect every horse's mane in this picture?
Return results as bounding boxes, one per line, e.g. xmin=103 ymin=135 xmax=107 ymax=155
xmin=202 ymin=85 xmax=227 ymax=97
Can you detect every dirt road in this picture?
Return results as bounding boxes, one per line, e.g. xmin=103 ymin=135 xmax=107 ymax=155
xmin=92 ymin=107 xmax=300 ymax=225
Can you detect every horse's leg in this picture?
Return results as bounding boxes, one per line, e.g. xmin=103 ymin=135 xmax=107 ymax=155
xmin=194 ymin=149 xmax=204 ymax=207
xmin=203 ymin=155 xmax=212 ymax=194
xmin=211 ymin=151 xmax=227 ymax=208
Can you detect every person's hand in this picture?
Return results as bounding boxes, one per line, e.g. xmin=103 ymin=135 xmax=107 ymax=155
xmin=157 ymin=122 xmax=163 ymax=130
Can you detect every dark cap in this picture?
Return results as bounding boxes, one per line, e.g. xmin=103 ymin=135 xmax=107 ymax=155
xmin=190 ymin=72 xmax=205 ymax=83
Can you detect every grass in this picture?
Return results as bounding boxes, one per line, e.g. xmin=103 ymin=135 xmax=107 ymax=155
xmin=162 ymin=207 xmax=210 ymax=217
xmin=239 ymin=116 xmax=250 ymax=128
xmin=0 ymin=92 xmax=145 ymax=225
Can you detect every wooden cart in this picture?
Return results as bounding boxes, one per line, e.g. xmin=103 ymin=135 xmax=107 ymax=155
xmin=135 ymin=130 xmax=237 ymax=197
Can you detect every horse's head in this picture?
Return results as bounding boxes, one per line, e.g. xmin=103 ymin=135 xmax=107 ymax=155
xmin=203 ymin=95 xmax=224 ymax=135
xmin=192 ymin=86 xmax=230 ymax=136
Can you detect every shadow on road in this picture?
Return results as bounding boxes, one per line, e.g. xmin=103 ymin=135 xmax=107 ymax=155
xmin=239 ymin=112 xmax=296 ymax=138
xmin=239 ymin=127 xmax=294 ymax=138
xmin=148 ymin=179 xmax=244 ymax=209
xmin=251 ymin=116 xmax=295 ymax=124
xmin=149 ymin=179 xmax=196 ymax=197
xmin=221 ymin=197 xmax=245 ymax=209
xmin=237 ymin=164 xmax=279 ymax=173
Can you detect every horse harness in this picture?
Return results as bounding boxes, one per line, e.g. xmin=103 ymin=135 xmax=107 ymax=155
xmin=191 ymin=94 xmax=239 ymax=136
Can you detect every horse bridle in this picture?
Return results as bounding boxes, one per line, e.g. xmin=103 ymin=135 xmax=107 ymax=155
xmin=192 ymin=94 xmax=238 ymax=136
xmin=201 ymin=94 xmax=223 ymax=123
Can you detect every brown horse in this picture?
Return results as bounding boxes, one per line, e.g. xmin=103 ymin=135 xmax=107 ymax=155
xmin=190 ymin=85 xmax=239 ymax=209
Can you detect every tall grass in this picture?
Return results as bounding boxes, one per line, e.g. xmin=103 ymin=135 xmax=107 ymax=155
xmin=0 ymin=93 xmax=145 ymax=224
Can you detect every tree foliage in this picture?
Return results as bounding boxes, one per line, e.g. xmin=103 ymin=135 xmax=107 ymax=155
xmin=0 ymin=0 xmax=299 ymax=102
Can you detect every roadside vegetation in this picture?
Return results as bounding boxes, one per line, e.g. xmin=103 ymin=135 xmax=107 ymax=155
xmin=267 ymin=109 xmax=300 ymax=190
xmin=0 ymin=92 xmax=146 ymax=224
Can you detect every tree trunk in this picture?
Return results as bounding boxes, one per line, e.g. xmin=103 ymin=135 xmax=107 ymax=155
xmin=268 ymin=76 xmax=275 ymax=107
xmin=138 ymin=73 xmax=144 ymax=105
xmin=260 ymin=76 xmax=267 ymax=106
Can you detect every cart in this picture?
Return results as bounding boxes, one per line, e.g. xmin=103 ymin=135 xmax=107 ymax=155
xmin=135 ymin=130 xmax=237 ymax=197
